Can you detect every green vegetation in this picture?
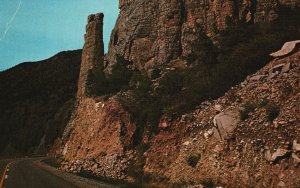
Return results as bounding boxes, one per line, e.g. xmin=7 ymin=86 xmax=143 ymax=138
xmin=237 ymin=99 xmax=280 ymax=122
xmin=127 ymin=143 xmax=150 ymax=185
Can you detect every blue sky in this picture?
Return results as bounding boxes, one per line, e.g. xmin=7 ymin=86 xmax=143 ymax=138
xmin=0 ymin=0 xmax=119 ymax=71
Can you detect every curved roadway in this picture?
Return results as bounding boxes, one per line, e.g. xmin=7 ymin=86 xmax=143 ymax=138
xmin=0 ymin=158 xmax=117 ymax=188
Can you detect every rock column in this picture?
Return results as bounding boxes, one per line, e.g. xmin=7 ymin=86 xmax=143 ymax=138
xmin=77 ymin=13 xmax=104 ymax=98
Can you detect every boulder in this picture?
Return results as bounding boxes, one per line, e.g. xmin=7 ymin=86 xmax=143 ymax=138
xmin=204 ymin=129 xmax=214 ymax=139
xmin=270 ymin=64 xmax=285 ymax=73
xmin=270 ymin=40 xmax=300 ymax=57
xmin=265 ymin=149 xmax=290 ymax=162
xmin=277 ymin=181 xmax=286 ymax=187
xmin=214 ymin=104 xmax=223 ymax=112
xmin=271 ymin=149 xmax=289 ymax=161
xmin=213 ymin=109 xmax=240 ymax=140
xmin=281 ymin=63 xmax=291 ymax=73
xmin=249 ymin=75 xmax=267 ymax=82
xmin=293 ymin=140 xmax=300 ymax=152
xmin=292 ymin=153 xmax=300 ymax=164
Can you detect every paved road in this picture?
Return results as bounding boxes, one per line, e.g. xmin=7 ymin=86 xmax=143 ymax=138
xmin=0 ymin=158 xmax=117 ymax=188
xmin=4 ymin=159 xmax=76 ymax=188
xmin=0 ymin=159 xmax=11 ymax=177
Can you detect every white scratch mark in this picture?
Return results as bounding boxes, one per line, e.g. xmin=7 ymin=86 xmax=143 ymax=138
xmin=0 ymin=0 xmax=22 ymax=41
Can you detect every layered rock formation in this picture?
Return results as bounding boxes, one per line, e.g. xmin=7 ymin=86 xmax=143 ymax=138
xmin=0 ymin=50 xmax=82 ymax=155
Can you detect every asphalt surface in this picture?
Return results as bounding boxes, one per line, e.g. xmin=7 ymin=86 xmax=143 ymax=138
xmin=0 ymin=158 xmax=117 ymax=188
xmin=2 ymin=158 xmax=76 ymax=188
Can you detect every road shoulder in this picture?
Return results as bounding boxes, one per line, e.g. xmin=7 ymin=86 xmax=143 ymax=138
xmin=34 ymin=159 xmax=117 ymax=188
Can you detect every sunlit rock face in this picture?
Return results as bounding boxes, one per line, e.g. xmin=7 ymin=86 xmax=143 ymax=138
xmin=106 ymin=0 xmax=300 ymax=72
xmin=77 ymin=13 xmax=104 ymax=98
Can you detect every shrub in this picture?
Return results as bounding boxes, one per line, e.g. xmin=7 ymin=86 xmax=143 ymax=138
xmin=199 ymin=179 xmax=214 ymax=188
xmin=283 ymin=84 xmax=293 ymax=95
xmin=117 ymin=71 xmax=162 ymax=145
xmin=156 ymin=70 xmax=183 ymax=96
xmin=106 ymin=55 xmax=133 ymax=92
xmin=186 ymin=154 xmax=201 ymax=168
xmin=266 ymin=104 xmax=280 ymax=122
xmin=240 ymin=102 xmax=256 ymax=120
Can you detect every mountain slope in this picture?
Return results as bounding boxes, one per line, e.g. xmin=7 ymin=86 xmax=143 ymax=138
xmin=0 ymin=50 xmax=82 ymax=155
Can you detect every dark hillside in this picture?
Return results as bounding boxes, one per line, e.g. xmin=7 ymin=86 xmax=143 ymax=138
xmin=0 ymin=50 xmax=82 ymax=155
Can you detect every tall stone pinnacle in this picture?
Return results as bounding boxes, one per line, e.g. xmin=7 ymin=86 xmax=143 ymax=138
xmin=77 ymin=13 xmax=104 ymax=98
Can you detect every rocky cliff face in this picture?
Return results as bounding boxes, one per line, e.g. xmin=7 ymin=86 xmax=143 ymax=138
xmin=106 ymin=0 xmax=300 ymax=73
xmin=58 ymin=0 xmax=300 ymax=187
xmin=0 ymin=50 xmax=82 ymax=155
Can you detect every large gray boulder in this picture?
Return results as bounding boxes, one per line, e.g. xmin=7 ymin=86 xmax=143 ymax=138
xmin=213 ymin=108 xmax=240 ymax=141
